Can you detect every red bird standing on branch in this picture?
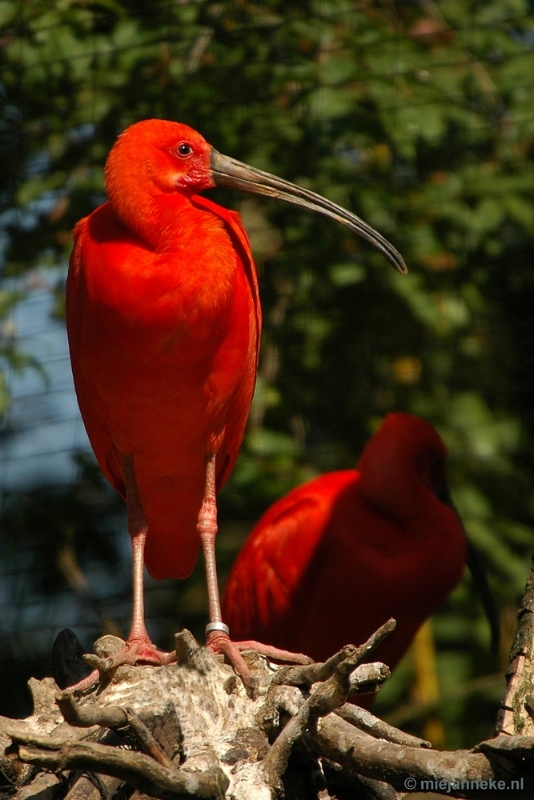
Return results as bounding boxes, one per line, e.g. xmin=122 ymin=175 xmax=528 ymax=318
xmin=223 ymin=413 xmax=497 ymax=675
xmin=66 ymin=119 xmax=406 ymax=687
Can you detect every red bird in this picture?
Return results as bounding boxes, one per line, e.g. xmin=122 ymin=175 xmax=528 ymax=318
xmin=66 ymin=119 xmax=406 ymax=688
xmin=223 ymin=413 xmax=480 ymax=675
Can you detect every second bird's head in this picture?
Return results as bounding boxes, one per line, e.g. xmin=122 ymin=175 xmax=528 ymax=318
xmin=104 ymin=118 xmax=407 ymax=274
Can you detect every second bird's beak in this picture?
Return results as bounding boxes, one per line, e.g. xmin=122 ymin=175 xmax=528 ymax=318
xmin=438 ymin=477 xmax=500 ymax=654
xmin=210 ymin=149 xmax=407 ymax=275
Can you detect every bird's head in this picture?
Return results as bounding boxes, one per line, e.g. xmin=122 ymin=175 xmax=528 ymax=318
xmin=105 ymin=119 xmax=215 ymax=202
xmin=104 ymin=118 xmax=407 ymax=273
xmin=357 ymin=412 xmax=449 ymax=514
xmin=358 ymin=411 xmax=499 ymax=651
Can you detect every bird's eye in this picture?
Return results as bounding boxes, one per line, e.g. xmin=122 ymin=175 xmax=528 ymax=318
xmin=177 ymin=143 xmax=194 ymax=157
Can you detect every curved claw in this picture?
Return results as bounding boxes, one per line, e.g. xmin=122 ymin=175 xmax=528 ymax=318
xmin=65 ymin=639 xmax=176 ymax=693
xmin=233 ymin=640 xmax=313 ymax=666
xmin=206 ymin=631 xmax=314 ymax=688
xmin=66 ymin=667 xmax=101 ymax=693
xmin=206 ymin=631 xmax=258 ymax=688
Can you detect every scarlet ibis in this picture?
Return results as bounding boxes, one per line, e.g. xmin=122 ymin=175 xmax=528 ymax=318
xmin=66 ymin=119 xmax=406 ymax=688
xmin=223 ymin=413 xmax=497 ymax=677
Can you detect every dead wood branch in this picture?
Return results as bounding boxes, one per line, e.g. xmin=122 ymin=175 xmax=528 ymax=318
xmin=9 ymin=733 xmax=227 ymax=800
xmin=261 ymin=630 xmax=395 ymax=791
xmin=335 ymin=703 xmax=431 ymax=748
xmin=311 ymin=714 xmax=532 ymax=799
xmin=2 ymin=591 xmax=534 ymax=800
xmin=63 ymin=773 xmax=123 ymax=800
xmin=12 ymin=772 xmax=62 ymax=800
xmin=271 ymin=618 xmax=395 ymax=690
xmin=497 ymin=556 xmax=534 ymax=736
xmin=55 ymin=694 xmax=174 ymax=768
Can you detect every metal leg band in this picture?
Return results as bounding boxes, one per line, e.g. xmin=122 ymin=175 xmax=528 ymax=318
xmin=205 ymin=621 xmax=230 ymax=636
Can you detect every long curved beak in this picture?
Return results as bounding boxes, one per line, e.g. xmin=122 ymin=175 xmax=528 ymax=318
xmin=438 ymin=478 xmax=500 ymax=653
xmin=466 ymin=541 xmax=500 ymax=654
xmin=210 ymin=149 xmax=407 ymax=275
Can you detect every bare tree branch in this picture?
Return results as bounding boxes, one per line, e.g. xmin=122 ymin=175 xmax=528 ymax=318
xmin=64 ymin=773 xmax=123 ymax=800
xmin=335 ymin=703 xmax=431 ymax=748
xmin=271 ymin=619 xmax=396 ymax=689
xmin=312 ymin=714 xmax=532 ymax=799
xmin=55 ymin=694 xmax=174 ymax=768
xmin=497 ymin=557 xmax=534 ymax=736
xmin=12 ymin=771 xmax=62 ymax=800
xmin=3 ymin=592 xmax=534 ymax=800
xmin=261 ymin=637 xmax=384 ymax=791
xmin=10 ymin=733 xmax=228 ymax=800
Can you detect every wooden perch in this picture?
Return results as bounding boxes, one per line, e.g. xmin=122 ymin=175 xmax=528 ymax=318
xmin=335 ymin=703 xmax=431 ymax=748
xmin=2 ymin=565 xmax=534 ymax=799
xmin=10 ymin=733 xmax=227 ymax=800
xmin=271 ymin=618 xmax=395 ymax=689
xmin=55 ymin=693 xmax=175 ymax=768
xmin=312 ymin=714 xmax=530 ymax=799
xmin=496 ymin=555 xmax=534 ymax=737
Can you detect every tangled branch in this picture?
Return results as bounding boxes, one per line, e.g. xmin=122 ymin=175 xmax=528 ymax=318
xmin=1 ymin=563 xmax=534 ymax=799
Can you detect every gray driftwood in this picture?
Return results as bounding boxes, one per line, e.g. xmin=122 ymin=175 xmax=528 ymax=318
xmin=2 ymin=563 xmax=534 ymax=799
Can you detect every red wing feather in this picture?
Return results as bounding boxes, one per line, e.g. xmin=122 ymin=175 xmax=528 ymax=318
xmin=66 ymin=218 xmax=126 ymax=497
xmin=191 ymin=195 xmax=262 ymax=491
xmin=223 ymin=473 xmax=357 ymax=639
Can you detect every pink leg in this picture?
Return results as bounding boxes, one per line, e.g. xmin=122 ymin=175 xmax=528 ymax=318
xmin=67 ymin=455 xmax=175 ymax=691
xmin=123 ymin=454 xmax=155 ymax=647
xmin=199 ymin=454 xmax=312 ymax=687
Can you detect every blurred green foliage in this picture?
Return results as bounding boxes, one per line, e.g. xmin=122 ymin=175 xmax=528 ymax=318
xmin=2 ymin=0 xmax=534 ymax=746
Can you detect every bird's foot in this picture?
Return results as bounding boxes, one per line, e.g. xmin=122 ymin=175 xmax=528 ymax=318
xmin=232 ymin=639 xmax=313 ymax=665
xmin=66 ymin=636 xmax=176 ymax=693
xmin=206 ymin=628 xmax=313 ymax=688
